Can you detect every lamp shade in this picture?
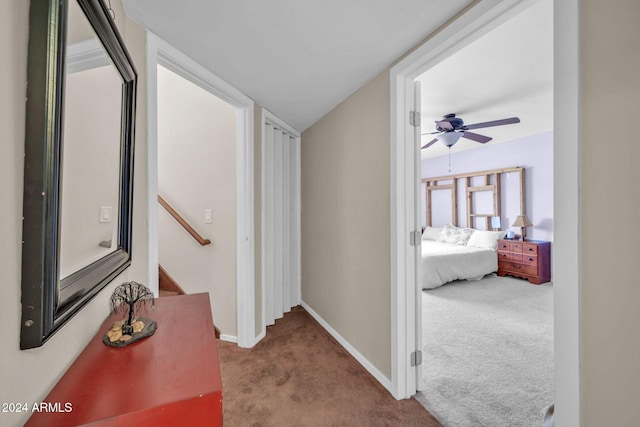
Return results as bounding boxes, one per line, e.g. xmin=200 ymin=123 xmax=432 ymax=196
xmin=436 ymin=131 xmax=464 ymax=147
xmin=512 ymin=215 xmax=533 ymax=228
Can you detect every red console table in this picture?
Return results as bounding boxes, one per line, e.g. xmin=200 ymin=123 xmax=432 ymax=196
xmin=25 ymin=293 xmax=222 ymax=426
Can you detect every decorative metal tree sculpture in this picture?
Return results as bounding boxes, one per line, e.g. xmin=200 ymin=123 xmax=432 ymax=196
xmin=103 ymin=281 xmax=157 ymax=347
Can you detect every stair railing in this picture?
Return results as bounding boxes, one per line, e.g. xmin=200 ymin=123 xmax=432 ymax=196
xmin=158 ymin=195 xmax=211 ymax=246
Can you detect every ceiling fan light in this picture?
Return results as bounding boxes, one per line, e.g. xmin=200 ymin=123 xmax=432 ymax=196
xmin=436 ymin=131 xmax=464 ymax=147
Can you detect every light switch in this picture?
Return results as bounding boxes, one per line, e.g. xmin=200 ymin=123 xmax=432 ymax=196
xmin=204 ymin=209 xmax=213 ymax=224
xmin=100 ymin=206 xmax=112 ymax=223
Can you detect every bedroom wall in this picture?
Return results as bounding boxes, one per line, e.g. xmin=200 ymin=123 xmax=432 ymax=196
xmin=157 ymin=65 xmax=237 ymax=337
xmin=422 ymin=131 xmax=553 ymax=241
xmin=0 ymin=1 xmax=148 ymax=426
xmin=301 ymin=70 xmax=391 ymax=379
xmin=579 ymin=0 xmax=640 ymax=424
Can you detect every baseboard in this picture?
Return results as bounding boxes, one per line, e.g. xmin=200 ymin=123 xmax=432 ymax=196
xmin=300 ymin=300 xmax=392 ymax=394
xmin=219 ymin=334 xmax=238 ymax=343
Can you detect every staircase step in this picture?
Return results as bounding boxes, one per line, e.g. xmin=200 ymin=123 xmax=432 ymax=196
xmin=159 ymin=290 xmax=179 ymax=297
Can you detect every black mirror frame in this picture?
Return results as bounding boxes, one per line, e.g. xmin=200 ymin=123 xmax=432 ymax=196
xmin=21 ymin=0 xmax=137 ymax=349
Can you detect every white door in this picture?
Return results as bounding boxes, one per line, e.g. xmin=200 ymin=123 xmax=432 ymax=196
xmin=413 ymin=80 xmax=425 ymax=391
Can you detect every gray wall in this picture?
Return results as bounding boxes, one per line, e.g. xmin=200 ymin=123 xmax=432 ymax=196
xmin=580 ymin=0 xmax=640 ymax=424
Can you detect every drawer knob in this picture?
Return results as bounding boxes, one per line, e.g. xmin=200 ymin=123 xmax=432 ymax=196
xmin=528 ymin=257 xmax=534 ymax=262
xmin=528 ymin=247 xmax=533 ymax=251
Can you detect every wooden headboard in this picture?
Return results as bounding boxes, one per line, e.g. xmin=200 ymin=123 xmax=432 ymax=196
xmin=422 ymin=166 xmax=526 ymax=229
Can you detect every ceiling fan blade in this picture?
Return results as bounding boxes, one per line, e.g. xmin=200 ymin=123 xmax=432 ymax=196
xmin=435 ymin=120 xmax=454 ymax=131
xmin=421 ymin=138 xmax=438 ymax=149
xmin=463 ymin=117 xmax=520 ymax=130
xmin=462 ymin=131 xmax=492 ymax=144
xmin=421 ymin=130 xmax=441 ymax=135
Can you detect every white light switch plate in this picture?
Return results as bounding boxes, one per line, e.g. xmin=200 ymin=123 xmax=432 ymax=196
xmin=99 ymin=206 xmax=112 ymax=223
xmin=204 ymin=209 xmax=213 ymax=224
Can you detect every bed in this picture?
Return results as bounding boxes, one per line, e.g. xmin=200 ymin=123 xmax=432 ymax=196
xmin=421 ymin=166 xmax=525 ymax=290
xmin=421 ymin=225 xmax=504 ymax=290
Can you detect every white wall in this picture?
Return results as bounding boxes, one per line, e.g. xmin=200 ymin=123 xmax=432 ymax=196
xmin=59 ymin=65 xmax=122 ymax=277
xmin=0 ymin=1 xmax=147 ymax=425
xmin=157 ymin=65 xmax=238 ymax=337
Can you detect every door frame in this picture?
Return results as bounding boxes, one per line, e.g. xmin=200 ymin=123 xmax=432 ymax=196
xmin=389 ymin=1 xmax=580 ymax=425
xmin=146 ymin=33 xmax=257 ymax=348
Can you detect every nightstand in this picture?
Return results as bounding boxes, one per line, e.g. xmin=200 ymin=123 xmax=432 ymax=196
xmin=497 ymin=239 xmax=551 ymax=284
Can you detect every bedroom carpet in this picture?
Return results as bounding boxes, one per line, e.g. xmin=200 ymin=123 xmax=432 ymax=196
xmin=415 ymin=274 xmax=554 ymax=427
xmin=217 ymin=306 xmax=441 ymax=426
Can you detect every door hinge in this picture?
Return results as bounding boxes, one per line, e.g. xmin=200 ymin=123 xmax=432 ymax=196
xmin=410 ymin=231 xmax=421 ymax=246
xmin=411 ymin=350 xmax=422 ymax=367
xmin=409 ymin=111 xmax=421 ymax=127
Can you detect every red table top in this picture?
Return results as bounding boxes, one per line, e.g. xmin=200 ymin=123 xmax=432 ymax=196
xmin=25 ymin=293 xmax=222 ymax=426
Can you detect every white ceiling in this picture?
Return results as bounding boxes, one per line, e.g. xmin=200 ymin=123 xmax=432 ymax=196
xmin=122 ymin=0 xmax=474 ymax=132
xmin=419 ymin=0 xmax=553 ymax=159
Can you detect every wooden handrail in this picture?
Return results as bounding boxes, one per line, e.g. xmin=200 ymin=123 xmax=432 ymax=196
xmin=158 ymin=195 xmax=211 ymax=246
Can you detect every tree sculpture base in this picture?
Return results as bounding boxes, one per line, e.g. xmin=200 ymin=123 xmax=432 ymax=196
xmin=102 ymin=317 xmax=157 ymax=348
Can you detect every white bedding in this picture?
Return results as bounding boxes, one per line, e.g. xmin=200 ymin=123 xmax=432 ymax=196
xmin=421 ymin=240 xmax=497 ymax=290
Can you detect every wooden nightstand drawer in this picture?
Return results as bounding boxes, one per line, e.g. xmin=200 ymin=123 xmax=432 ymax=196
xmin=499 ymin=261 xmax=538 ymax=276
xmin=521 ymin=255 xmax=538 ymax=266
xmin=523 ymin=243 xmax=538 ymax=255
xmin=498 ymin=241 xmax=510 ymax=251
xmin=509 ymin=242 xmax=523 ymax=252
xmin=509 ymin=253 xmax=523 ymax=262
xmin=498 ymin=251 xmax=509 ymax=260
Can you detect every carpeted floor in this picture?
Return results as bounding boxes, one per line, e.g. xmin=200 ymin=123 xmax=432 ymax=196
xmin=415 ymin=274 xmax=554 ymax=427
xmin=217 ymin=306 xmax=441 ymax=426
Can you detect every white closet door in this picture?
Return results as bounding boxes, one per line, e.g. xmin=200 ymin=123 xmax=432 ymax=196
xmin=282 ymin=133 xmax=291 ymax=311
xmin=290 ymin=135 xmax=300 ymax=305
xmin=263 ymin=121 xmax=301 ymax=327
xmin=264 ymin=124 xmax=275 ymax=325
xmin=273 ymin=128 xmax=285 ymax=320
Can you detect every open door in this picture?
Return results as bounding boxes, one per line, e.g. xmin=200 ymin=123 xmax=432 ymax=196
xmin=413 ymin=80 xmax=425 ymax=391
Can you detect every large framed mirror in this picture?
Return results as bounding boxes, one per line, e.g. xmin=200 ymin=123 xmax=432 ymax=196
xmin=21 ymin=0 xmax=137 ymax=349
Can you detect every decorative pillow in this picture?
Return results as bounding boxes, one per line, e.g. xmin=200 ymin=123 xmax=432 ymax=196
xmin=422 ymin=226 xmax=443 ymax=241
xmin=466 ymin=230 xmax=507 ymax=250
xmin=436 ymin=223 xmax=474 ymax=245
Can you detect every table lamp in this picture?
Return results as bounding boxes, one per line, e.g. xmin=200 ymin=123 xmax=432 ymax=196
xmin=512 ymin=214 xmax=533 ymax=241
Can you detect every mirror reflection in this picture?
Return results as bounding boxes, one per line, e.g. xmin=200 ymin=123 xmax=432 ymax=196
xmin=58 ymin=0 xmax=123 ymax=279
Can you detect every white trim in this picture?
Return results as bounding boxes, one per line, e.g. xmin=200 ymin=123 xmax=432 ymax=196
xmin=388 ymin=0 xmax=567 ymax=402
xmin=553 ymin=0 xmax=581 ymax=424
xmin=219 ymin=334 xmax=238 ymax=344
xmin=145 ymin=34 xmax=160 ymax=296
xmin=253 ymin=328 xmax=266 ymax=345
xmin=66 ymin=39 xmax=109 ymax=74
xmin=263 ymin=108 xmax=302 ymax=138
xmin=301 ymin=301 xmax=392 ymax=393
xmin=145 ymin=33 xmax=256 ymax=348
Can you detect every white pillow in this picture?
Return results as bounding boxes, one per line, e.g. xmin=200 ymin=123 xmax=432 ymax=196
xmin=437 ymin=223 xmax=474 ymax=245
xmin=466 ymin=230 xmax=507 ymax=250
xmin=422 ymin=226 xmax=443 ymax=241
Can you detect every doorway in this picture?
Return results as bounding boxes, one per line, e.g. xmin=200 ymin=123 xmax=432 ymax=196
xmin=156 ymin=63 xmax=238 ymax=338
xmin=389 ymin=0 xmax=580 ymax=424
xmin=414 ymin=1 xmax=554 ymax=424
xmin=146 ymin=34 xmax=257 ymax=347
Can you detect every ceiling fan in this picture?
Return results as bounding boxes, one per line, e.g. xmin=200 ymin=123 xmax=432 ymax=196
xmin=421 ymin=113 xmax=521 ymax=149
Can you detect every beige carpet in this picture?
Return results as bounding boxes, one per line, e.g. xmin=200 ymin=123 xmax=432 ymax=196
xmin=416 ymin=274 xmax=554 ymax=426
xmin=217 ymin=306 xmax=441 ymax=426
